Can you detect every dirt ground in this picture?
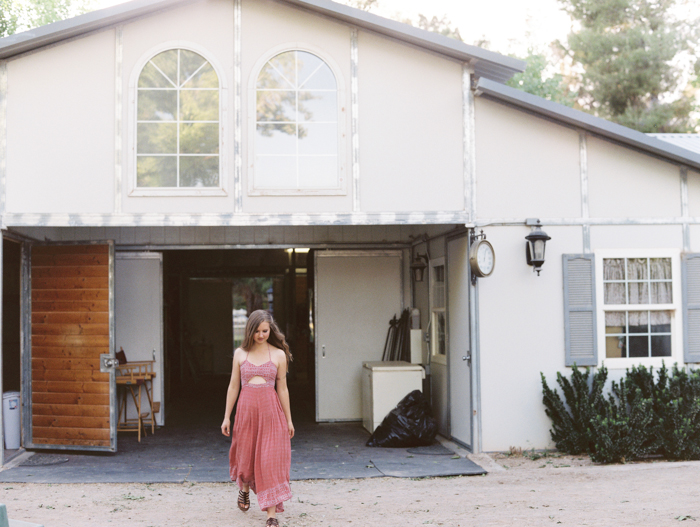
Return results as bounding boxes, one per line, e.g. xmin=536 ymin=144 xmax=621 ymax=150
xmin=1 ymin=451 xmax=699 ymax=527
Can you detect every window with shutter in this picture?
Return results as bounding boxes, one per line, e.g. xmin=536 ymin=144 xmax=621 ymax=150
xmin=563 ymin=254 xmax=597 ymax=367
xmin=682 ymin=253 xmax=700 ymax=363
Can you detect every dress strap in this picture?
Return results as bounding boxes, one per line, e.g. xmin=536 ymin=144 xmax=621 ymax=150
xmin=268 ymin=343 xmax=272 ymax=362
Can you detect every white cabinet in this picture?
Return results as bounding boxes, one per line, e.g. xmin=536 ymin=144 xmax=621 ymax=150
xmin=362 ymin=361 xmax=425 ymax=432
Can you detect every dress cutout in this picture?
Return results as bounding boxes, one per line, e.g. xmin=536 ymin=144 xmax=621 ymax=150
xmin=229 ymin=348 xmax=292 ymax=512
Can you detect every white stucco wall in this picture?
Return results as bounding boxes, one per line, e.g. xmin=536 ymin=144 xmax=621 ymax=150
xmin=358 ymin=32 xmax=464 ymax=213
xmin=474 ymin=98 xmax=581 ymax=220
xmin=477 ymin=225 xmax=583 ymax=452
xmin=587 ymin=136 xmax=681 ymax=219
xmin=6 ymin=30 xmax=116 ymax=213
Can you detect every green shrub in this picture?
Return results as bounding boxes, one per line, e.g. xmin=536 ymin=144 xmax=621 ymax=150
xmin=540 ymin=365 xmax=607 ymax=454
xmin=541 ymin=363 xmax=700 ymax=463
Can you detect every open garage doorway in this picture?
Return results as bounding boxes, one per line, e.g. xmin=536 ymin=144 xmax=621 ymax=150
xmin=161 ymin=248 xmax=314 ymax=431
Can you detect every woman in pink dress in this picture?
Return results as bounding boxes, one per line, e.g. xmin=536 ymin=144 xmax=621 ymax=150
xmin=221 ymin=310 xmax=294 ymax=527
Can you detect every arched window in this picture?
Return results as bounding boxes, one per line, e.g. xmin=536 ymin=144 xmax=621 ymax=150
xmin=136 ymin=49 xmax=220 ymax=189
xmin=253 ymin=50 xmax=339 ymax=192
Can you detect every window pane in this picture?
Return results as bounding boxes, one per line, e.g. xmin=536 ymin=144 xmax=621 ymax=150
xmin=257 ymin=91 xmax=296 ymax=122
xmin=650 ymin=282 xmax=673 ymax=304
xmin=627 ymin=258 xmax=648 ymax=280
xmin=257 ymin=60 xmax=295 ymax=90
xmin=628 ymin=311 xmax=648 ymax=332
xmin=651 ymin=335 xmax=672 ymax=357
xmin=255 ymin=156 xmax=296 ymax=188
xmin=434 ymin=312 xmax=446 ymax=356
xmin=138 ymin=90 xmax=177 ymax=121
xmin=603 ymin=258 xmax=625 ymax=280
xmin=297 ymin=51 xmax=324 ymax=88
xmin=256 ymin=124 xmax=296 ymax=155
xmin=433 ymin=265 xmax=445 ymax=308
xmin=137 ymin=123 xmax=177 ymax=154
xmin=605 ymin=311 xmax=625 ymax=333
xmin=298 ymin=91 xmax=337 ymax=122
xmin=650 ymin=258 xmax=672 ymax=280
xmin=650 ymin=310 xmax=671 ymax=329
xmin=180 ymin=90 xmax=219 ymax=121
xmin=262 ymin=52 xmax=296 ymax=89
xmin=150 ymin=50 xmax=178 ymax=86
xmin=179 ymin=50 xmax=206 ymax=87
xmin=604 ymin=283 xmax=625 ymax=305
xmin=298 ymin=156 xmax=337 ymax=188
xmin=628 ymin=282 xmax=649 ymax=304
xmin=184 ymin=62 xmax=218 ymax=89
xmin=606 ymin=336 xmax=625 ymax=358
xmin=301 ymin=63 xmax=336 ymax=90
xmin=298 ymin=124 xmax=337 ymax=155
xmin=180 ymin=156 xmax=219 ymax=187
xmin=137 ymin=156 xmax=176 ymax=187
xmin=180 ymin=123 xmax=219 ymax=154
xmin=628 ymin=336 xmax=648 ymax=358
xmin=138 ymin=62 xmax=173 ymax=88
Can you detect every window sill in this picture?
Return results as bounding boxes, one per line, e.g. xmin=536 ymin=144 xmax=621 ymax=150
xmin=129 ymin=188 xmax=228 ymax=197
xmin=600 ymin=357 xmax=680 ymax=370
xmin=248 ymin=187 xmax=347 ymax=197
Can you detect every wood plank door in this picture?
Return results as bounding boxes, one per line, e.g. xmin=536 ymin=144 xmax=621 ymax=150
xmin=315 ymin=250 xmax=403 ymax=421
xmin=24 ymin=243 xmax=116 ymax=452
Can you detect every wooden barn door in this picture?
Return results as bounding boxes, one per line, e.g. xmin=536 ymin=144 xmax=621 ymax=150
xmin=24 ymin=243 xmax=116 ymax=452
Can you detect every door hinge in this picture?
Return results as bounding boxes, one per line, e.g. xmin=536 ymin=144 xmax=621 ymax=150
xmin=100 ymin=354 xmax=120 ymax=372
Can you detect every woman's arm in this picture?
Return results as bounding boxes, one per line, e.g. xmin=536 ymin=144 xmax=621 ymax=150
xmin=275 ymin=351 xmax=295 ymax=439
xmin=221 ymin=348 xmax=242 ymax=437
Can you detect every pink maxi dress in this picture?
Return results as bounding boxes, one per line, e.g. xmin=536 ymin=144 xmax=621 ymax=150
xmin=229 ymin=350 xmax=292 ymax=512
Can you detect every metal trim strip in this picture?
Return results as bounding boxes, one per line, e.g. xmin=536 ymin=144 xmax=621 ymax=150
xmin=1 ymin=211 xmax=470 ymax=227
xmin=114 ymin=27 xmax=123 ymax=214
xmin=464 ymin=65 xmax=475 ymax=220
xmin=681 ymin=167 xmax=690 ymax=252
xmin=0 ymin=61 xmax=7 ymax=219
xmin=579 ymin=133 xmax=591 ymax=253
xmin=233 ymin=0 xmax=242 ymax=213
xmin=351 ymin=29 xmax=360 ymax=212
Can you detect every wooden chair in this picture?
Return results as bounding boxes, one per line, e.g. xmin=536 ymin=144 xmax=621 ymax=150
xmin=116 ymin=348 xmax=158 ymax=442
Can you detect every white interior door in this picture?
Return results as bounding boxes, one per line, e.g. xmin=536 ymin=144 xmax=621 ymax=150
xmin=115 ymin=252 xmax=164 ymax=426
xmin=448 ymin=236 xmax=472 ymax=448
xmin=315 ymin=251 xmax=403 ymax=421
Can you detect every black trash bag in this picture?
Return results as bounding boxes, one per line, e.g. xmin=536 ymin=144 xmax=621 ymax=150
xmin=366 ymin=390 xmax=437 ymax=447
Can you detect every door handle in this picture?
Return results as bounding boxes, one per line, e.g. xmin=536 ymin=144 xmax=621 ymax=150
xmin=462 ymin=354 xmax=471 ymax=362
xmin=322 ymin=345 xmax=326 ymax=358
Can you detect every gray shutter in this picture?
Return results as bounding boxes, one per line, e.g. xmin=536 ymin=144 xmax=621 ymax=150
xmin=682 ymin=254 xmax=700 ymax=363
xmin=563 ymin=254 xmax=597 ymax=367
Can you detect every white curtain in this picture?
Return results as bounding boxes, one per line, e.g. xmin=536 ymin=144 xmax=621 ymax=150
xmin=604 ymin=258 xmax=672 ymax=327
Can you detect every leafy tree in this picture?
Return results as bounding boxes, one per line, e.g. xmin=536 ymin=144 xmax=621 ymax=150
xmin=507 ymin=50 xmax=577 ymax=106
xmin=558 ymin=0 xmax=699 ymax=132
xmin=344 ymin=0 xmax=378 ymax=11
xmin=413 ymin=14 xmax=463 ymax=42
xmin=0 ymin=0 xmax=95 ymax=38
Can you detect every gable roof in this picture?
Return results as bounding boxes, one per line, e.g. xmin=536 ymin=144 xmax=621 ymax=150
xmin=0 ymin=0 xmax=524 ymax=82
xmin=649 ymin=134 xmax=700 ymax=156
xmin=475 ymin=77 xmax=700 ymax=172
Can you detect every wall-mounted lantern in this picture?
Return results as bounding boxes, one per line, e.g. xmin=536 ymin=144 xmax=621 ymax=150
xmin=525 ymin=220 xmax=551 ymax=276
xmin=410 ymin=253 xmax=429 ymax=282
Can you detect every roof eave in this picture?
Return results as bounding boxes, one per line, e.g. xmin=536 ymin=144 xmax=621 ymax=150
xmin=0 ymin=0 xmax=196 ymax=60
xmin=475 ymin=77 xmax=700 ymax=171
xmin=283 ymin=0 xmax=524 ymax=82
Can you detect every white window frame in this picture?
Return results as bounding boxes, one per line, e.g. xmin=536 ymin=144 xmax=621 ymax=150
xmin=247 ymin=43 xmax=347 ymax=196
xmin=128 ymin=41 xmax=229 ymax=197
xmin=595 ymin=249 xmax=682 ymax=370
xmin=430 ymin=257 xmax=447 ymax=365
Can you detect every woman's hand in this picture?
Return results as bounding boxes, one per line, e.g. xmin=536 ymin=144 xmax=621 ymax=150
xmin=221 ymin=418 xmax=231 ymax=437
xmin=287 ymin=421 xmax=295 ymax=439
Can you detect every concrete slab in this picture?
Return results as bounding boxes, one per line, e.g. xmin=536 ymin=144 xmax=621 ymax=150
xmin=0 ymin=422 xmax=485 ymax=483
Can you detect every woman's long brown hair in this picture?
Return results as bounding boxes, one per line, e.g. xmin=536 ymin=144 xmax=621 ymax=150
xmin=240 ymin=310 xmax=292 ymax=364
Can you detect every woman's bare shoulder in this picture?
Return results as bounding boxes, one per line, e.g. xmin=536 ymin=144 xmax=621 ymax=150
xmin=233 ymin=348 xmax=246 ymax=360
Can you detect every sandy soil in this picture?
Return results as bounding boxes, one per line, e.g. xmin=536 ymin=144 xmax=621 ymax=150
xmin=1 ymin=451 xmax=699 ymax=527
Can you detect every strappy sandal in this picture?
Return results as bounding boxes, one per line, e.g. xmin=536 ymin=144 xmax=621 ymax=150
xmin=237 ymin=489 xmax=250 ymax=512
xmin=265 ymin=519 xmax=279 ymax=527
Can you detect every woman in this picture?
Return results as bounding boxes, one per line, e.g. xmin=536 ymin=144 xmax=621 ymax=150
xmin=221 ymin=310 xmax=294 ymax=527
